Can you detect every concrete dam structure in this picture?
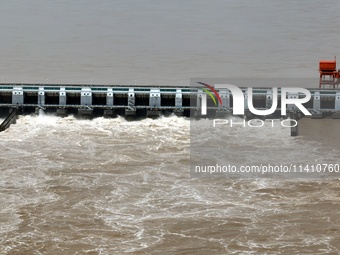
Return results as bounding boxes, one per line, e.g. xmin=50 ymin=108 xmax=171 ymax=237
xmin=0 ymin=83 xmax=340 ymax=135
xmin=0 ymin=84 xmax=192 ymax=118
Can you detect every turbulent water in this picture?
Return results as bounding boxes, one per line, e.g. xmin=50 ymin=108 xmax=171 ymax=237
xmin=1 ymin=0 xmax=340 ymax=254
xmin=0 ymin=115 xmax=190 ymax=254
xmin=0 ymin=115 xmax=339 ymax=254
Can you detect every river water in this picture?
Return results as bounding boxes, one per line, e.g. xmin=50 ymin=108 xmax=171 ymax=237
xmin=1 ymin=1 xmax=340 ymax=254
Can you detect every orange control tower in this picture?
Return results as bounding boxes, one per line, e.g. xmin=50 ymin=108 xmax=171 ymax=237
xmin=319 ymin=57 xmax=340 ymax=88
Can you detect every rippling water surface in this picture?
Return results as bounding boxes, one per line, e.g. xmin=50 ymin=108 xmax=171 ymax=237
xmin=0 ymin=115 xmax=340 ymax=254
xmin=1 ymin=0 xmax=340 ymax=254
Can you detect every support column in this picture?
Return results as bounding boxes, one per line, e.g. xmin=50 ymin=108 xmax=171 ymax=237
xmin=147 ymin=88 xmax=161 ymax=117
xmin=289 ymin=112 xmax=299 ymax=136
xmin=215 ymin=89 xmax=229 ymax=118
xmin=57 ymin=87 xmax=67 ymax=116
xmin=287 ymin=92 xmax=299 ymax=113
xmin=313 ymin=92 xmax=321 ymax=110
xmin=80 ymin=87 xmax=92 ymax=106
xmin=244 ymin=90 xmax=252 ymax=118
xmin=106 ymin=88 xmax=114 ymax=106
xmin=312 ymin=91 xmax=322 ymax=119
xmin=104 ymin=88 xmax=115 ymax=117
xmin=12 ymin=87 xmax=23 ymax=105
xmin=174 ymin=89 xmax=183 ymax=116
xmin=263 ymin=89 xmax=276 ymax=118
xmin=38 ymin=87 xmax=45 ymax=106
xmin=35 ymin=87 xmax=46 ymax=116
xmin=266 ymin=90 xmax=273 ymax=109
xmin=125 ymin=88 xmax=136 ymax=116
xmin=193 ymin=89 xmax=206 ymax=117
xmin=149 ymin=88 xmax=161 ymax=107
xmin=59 ymin=87 xmax=66 ymax=105
xmin=79 ymin=87 xmax=93 ymax=116
xmin=220 ymin=90 xmax=230 ymax=109
xmin=332 ymin=92 xmax=340 ymax=119
xmin=244 ymin=90 xmax=248 ymax=110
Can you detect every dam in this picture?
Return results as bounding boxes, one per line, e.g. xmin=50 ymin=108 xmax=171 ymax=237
xmin=0 ymin=83 xmax=340 ymax=135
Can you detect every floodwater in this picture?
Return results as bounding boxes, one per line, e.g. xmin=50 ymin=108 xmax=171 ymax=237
xmin=1 ymin=0 xmax=340 ymax=254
